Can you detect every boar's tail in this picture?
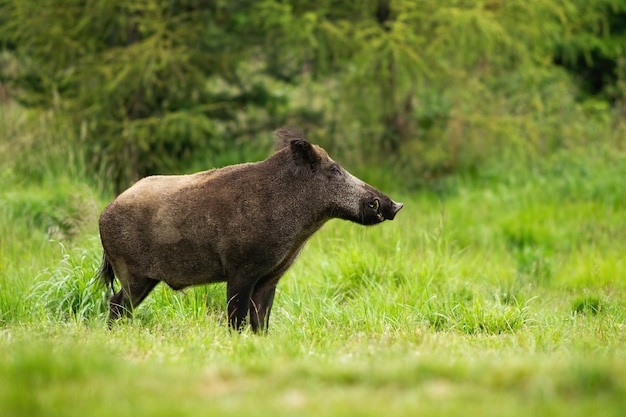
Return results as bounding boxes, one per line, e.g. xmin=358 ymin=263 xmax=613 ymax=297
xmin=96 ymin=254 xmax=116 ymax=293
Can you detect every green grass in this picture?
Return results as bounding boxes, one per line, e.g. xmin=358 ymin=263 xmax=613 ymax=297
xmin=0 ymin=144 xmax=625 ymax=416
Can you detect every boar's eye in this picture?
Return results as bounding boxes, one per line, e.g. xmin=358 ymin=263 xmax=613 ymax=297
xmin=330 ymin=165 xmax=342 ymax=175
xmin=368 ymin=199 xmax=380 ymax=210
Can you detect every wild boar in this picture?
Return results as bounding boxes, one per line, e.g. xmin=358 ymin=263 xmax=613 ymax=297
xmin=98 ymin=128 xmax=403 ymax=332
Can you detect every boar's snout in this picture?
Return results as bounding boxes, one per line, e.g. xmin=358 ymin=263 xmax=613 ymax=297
xmin=386 ymin=201 xmax=404 ymax=220
xmin=361 ymin=195 xmax=404 ymax=225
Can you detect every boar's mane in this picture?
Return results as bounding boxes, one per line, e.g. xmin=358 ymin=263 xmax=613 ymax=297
xmin=274 ymin=127 xmax=306 ymax=150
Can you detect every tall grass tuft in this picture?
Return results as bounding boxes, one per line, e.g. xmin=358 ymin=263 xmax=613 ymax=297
xmin=28 ymin=240 xmax=108 ymax=323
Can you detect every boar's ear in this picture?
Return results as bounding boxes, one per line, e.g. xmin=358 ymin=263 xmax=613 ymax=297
xmin=290 ymin=139 xmax=321 ymax=175
xmin=290 ymin=139 xmax=319 ymax=164
xmin=290 ymin=139 xmax=321 ymax=168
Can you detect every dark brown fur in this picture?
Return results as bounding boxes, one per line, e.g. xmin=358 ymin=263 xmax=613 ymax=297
xmin=98 ymin=128 xmax=403 ymax=332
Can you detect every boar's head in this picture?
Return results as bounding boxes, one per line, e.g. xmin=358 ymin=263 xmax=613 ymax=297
xmin=275 ymin=128 xmax=403 ymax=226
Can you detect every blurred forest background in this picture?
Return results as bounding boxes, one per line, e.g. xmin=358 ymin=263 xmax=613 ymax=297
xmin=1 ymin=0 xmax=625 ymax=193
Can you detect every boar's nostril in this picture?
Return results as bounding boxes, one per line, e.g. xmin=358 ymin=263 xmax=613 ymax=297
xmin=387 ymin=202 xmax=403 ymax=220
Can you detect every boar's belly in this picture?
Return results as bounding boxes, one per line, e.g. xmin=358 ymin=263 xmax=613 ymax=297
xmin=146 ymin=239 xmax=226 ymax=289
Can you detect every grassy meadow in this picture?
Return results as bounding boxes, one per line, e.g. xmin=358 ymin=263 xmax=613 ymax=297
xmin=1 ymin=112 xmax=625 ymax=416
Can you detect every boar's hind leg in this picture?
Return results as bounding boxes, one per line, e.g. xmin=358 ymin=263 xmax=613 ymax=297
xmin=109 ymin=276 xmax=159 ymax=324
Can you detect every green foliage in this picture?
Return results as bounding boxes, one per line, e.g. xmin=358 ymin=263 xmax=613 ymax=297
xmin=2 ymin=0 xmax=625 ymax=191
xmin=572 ymin=295 xmax=603 ymax=315
xmin=553 ymin=0 xmax=626 ymax=99
xmin=0 ymin=0 xmax=287 ymax=190
xmin=0 ymin=105 xmax=90 ymax=185
xmin=2 ymin=182 xmax=98 ymax=240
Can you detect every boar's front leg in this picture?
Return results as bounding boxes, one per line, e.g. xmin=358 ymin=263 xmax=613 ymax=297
xmin=226 ymin=279 xmax=255 ymax=331
xmin=249 ymin=279 xmax=279 ymax=333
xmin=226 ymin=276 xmax=278 ymax=333
xmin=247 ymin=248 xmax=302 ymax=333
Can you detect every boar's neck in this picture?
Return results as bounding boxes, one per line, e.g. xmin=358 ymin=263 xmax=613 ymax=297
xmin=262 ymin=151 xmax=331 ymax=240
